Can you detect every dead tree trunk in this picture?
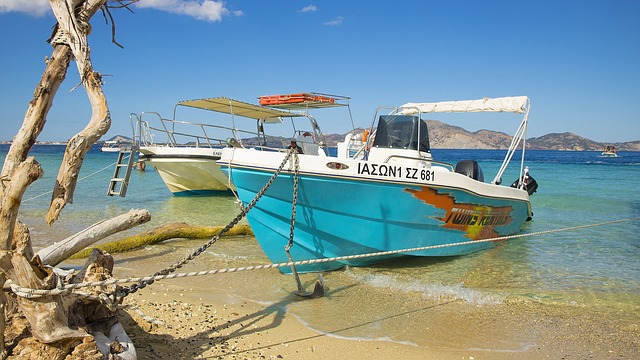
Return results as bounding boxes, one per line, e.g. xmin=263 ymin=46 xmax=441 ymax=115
xmin=0 ymin=1 xmax=142 ymax=358
xmin=46 ymin=0 xmax=112 ymax=225
xmin=0 ymin=47 xmax=71 ymax=250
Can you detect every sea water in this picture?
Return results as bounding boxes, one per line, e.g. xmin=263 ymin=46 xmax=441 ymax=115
xmin=2 ymin=144 xmax=639 ymax=346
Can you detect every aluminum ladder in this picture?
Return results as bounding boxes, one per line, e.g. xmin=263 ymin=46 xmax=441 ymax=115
xmin=107 ymin=146 xmax=138 ymax=197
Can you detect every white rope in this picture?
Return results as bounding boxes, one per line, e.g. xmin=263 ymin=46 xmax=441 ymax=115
xmin=22 ymin=159 xmax=121 ymax=203
xmin=7 ymin=216 xmax=639 ymax=299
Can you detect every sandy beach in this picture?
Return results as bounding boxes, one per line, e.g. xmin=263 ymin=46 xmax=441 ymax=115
xmin=110 ymin=256 xmax=639 ymax=360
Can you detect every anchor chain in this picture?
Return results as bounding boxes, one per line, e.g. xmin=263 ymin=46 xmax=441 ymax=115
xmin=286 ymin=150 xmax=300 ymax=252
xmin=116 ymin=148 xmax=298 ymax=300
xmin=282 ymin=151 xmax=325 ymax=298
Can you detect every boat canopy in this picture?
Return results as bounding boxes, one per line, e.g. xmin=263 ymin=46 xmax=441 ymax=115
xmin=399 ymin=96 xmax=529 ymax=116
xmin=396 ymin=96 xmax=531 ymax=186
xmin=177 ymin=97 xmax=302 ymax=123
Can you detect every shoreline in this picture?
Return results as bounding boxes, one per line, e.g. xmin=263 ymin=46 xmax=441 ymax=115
xmin=114 ymin=263 xmax=639 ymax=359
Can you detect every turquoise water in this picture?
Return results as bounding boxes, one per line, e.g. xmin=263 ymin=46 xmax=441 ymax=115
xmin=2 ymin=145 xmax=639 ymax=313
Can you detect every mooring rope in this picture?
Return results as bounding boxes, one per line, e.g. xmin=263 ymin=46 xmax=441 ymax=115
xmin=22 ymin=158 xmax=121 ymax=203
xmin=7 ymin=216 xmax=639 ymax=300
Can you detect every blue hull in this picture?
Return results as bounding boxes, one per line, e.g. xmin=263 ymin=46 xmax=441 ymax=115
xmin=227 ymin=167 xmax=531 ymax=273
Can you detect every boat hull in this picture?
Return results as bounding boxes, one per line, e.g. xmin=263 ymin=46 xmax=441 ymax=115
xmin=100 ymin=147 xmax=121 ymax=152
xmin=140 ymin=146 xmax=231 ymax=195
xmin=220 ymin=150 xmax=532 ymax=273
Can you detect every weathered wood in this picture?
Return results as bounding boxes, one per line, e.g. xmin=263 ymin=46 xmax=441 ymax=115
xmin=0 ymin=43 xmax=71 ymax=253
xmin=0 ymin=158 xmax=43 ymax=250
xmin=69 ymin=249 xmax=136 ymax=358
xmin=0 ymin=272 xmax=6 ymax=359
xmin=0 ymin=1 xmax=144 ymax=357
xmin=0 ymin=45 xmax=72 ymax=179
xmin=69 ymin=223 xmax=254 ymax=258
xmin=13 ymin=221 xmax=34 ymax=261
xmin=36 ymin=209 xmax=151 ymax=266
xmin=46 ymin=0 xmax=112 ymax=225
xmin=1 ymin=251 xmax=87 ymax=343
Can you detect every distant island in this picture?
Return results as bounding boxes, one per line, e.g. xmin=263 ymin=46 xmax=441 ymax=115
xmin=2 ymin=121 xmax=639 ymax=151
xmin=422 ymin=120 xmax=640 ymax=151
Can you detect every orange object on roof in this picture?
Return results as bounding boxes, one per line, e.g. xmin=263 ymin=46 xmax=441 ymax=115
xmin=259 ymin=93 xmax=336 ymax=106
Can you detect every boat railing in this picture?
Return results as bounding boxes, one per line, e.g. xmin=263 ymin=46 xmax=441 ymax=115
xmin=134 ymin=112 xmax=261 ymax=149
xmin=382 ymin=154 xmax=455 ymax=172
xmin=130 ymin=113 xmax=152 ymax=146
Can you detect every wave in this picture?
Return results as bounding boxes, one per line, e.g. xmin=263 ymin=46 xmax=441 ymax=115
xmin=345 ymin=268 xmax=504 ymax=305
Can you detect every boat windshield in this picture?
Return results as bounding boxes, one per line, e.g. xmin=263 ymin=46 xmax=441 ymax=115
xmin=372 ymin=115 xmax=430 ymax=151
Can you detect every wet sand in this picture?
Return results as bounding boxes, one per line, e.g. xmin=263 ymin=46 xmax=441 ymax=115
xmin=54 ymin=230 xmax=639 ymax=360
xmin=112 ymin=263 xmax=639 ymax=360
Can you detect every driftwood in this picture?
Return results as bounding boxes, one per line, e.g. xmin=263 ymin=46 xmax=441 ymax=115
xmin=36 ymin=209 xmax=151 ymax=266
xmin=0 ymin=251 xmax=87 ymax=344
xmin=0 ymin=1 xmax=147 ymax=358
xmin=1 ymin=159 xmax=45 ymax=251
xmin=70 ymin=223 xmax=254 ymax=259
xmin=68 ymin=249 xmax=134 ymax=359
xmin=0 ymin=273 xmax=5 ymax=359
xmin=46 ymin=0 xmax=112 ymax=225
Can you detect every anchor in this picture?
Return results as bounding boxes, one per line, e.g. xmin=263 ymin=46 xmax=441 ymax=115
xmin=285 ymin=149 xmax=325 ymax=299
xmin=285 ymin=245 xmax=325 ymax=299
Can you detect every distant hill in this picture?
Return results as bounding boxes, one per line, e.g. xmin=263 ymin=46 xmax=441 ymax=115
xmin=103 ymin=135 xmax=134 ymax=144
xmin=527 ymin=133 xmax=640 ymax=151
xmin=426 ymin=120 xmax=513 ymax=149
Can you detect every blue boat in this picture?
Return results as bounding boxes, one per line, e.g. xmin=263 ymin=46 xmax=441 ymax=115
xmin=218 ymin=95 xmax=537 ymax=273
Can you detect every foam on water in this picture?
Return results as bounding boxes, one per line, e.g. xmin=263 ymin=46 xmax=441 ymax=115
xmin=345 ymin=268 xmax=504 ymax=304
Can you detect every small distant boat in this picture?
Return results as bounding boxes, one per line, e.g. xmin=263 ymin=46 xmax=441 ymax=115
xmin=100 ymin=140 xmax=121 ymax=152
xmin=601 ymin=145 xmax=617 ymax=157
xmin=218 ymin=95 xmax=538 ymax=273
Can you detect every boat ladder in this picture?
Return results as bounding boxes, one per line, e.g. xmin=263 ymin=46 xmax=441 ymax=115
xmin=107 ymin=146 xmax=138 ymax=197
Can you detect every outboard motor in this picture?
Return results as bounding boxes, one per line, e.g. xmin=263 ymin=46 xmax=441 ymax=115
xmin=511 ymin=167 xmax=538 ymax=195
xmin=455 ymin=160 xmax=484 ymax=182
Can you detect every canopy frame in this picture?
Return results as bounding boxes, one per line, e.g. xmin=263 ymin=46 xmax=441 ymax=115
xmin=396 ymin=96 xmax=531 ymax=187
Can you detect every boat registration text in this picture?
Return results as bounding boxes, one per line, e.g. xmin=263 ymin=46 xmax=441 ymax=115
xmin=357 ymin=163 xmax=435 ymax=181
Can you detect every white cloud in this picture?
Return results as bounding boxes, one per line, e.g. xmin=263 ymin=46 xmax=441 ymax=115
xmin=300 ymin=5 xmax=317 ymax=13
xmin=136 ymin=0 xmax=241 ymax=22
xmin=323 ymin=16 xmax=344 ymax=26
xmin=0 ymin=0 xmax=240 ymax=22
xmin=0 ymin=0 xmax=51 ymax=17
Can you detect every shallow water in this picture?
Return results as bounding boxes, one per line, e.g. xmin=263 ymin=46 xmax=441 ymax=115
xmin=2 ymin=144 xmax=639 ymax=348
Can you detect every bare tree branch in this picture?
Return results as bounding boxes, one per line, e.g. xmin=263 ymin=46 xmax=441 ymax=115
xmin=46 ymin=0 xmax=111 ymax=224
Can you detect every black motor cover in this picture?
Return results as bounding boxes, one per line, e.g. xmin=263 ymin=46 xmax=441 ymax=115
xmin=455 ymin=160 xmax=484 ymax=182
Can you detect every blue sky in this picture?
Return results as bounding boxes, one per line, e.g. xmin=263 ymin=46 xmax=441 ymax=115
xmin=1 ymin=0 xmax=638 ymax=143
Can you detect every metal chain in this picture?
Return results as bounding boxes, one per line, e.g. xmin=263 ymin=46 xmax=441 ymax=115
xmin=117 ymin=148 xmax=297 ymax=299
xmin=285 ymin=151 xmax=300 ymax=251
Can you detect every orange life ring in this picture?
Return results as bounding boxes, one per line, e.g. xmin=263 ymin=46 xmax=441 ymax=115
xmin=362 ymin=129 xmax=370 ymax=142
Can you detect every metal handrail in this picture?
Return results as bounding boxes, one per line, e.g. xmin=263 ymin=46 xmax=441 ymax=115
xmin=382 ymin=154 xmax=455 ymax=172
xmin=135 ymin=112 xmax=257 ymax=148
